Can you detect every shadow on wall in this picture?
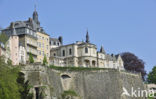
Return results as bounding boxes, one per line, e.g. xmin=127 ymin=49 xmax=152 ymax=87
xmin=61 ymin=74 xmax=72 ymax=91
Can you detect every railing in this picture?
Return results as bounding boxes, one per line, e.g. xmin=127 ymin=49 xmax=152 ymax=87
xmin=27 ymin=41 xmax=37 ymax=47
xmin=27 ymin=49 xmax=37 ymax=56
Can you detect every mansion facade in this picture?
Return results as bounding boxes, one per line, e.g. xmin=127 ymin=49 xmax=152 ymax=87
xmin=50 ymin=31 xmax=124 ymax=70
xmin=0 ymin=9 xmax=124 ymax=70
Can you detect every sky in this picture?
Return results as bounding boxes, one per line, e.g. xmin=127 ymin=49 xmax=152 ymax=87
xmin=0 ymin=0 xmax=156 ymax=73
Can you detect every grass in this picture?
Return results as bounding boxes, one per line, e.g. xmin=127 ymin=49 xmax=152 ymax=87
xmin=61 ymin=90 xmax=77 ymax=98
xmin=49 ymin=65 xmax=109 ymax=71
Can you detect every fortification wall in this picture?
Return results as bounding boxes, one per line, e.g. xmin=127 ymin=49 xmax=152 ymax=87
xmin=21 ymin=64 xmax=146 ymax=99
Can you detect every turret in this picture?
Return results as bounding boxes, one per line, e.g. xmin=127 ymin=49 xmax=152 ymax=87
xmin=100 ymin=46 xmax=105 ymax=54
xmin=86 ymin=30 xmax=90 ymax=43
xmin=10 ymin=22 xmax=17 ymax=36
xmin=58 ymin=36 xmax=63 ymax=45
xmin=33 ymin=5 xmax=40 ymax=25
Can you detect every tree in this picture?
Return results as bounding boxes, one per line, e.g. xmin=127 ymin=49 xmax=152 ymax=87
xmin=0 ymin=32 xmax=9 ymax=44
xmin=0 ymin=56 xmax=20 ymax=99
xmin=147 ymin=66 xmax=156 ymax=84
xmin=43 ymin=55 xmax=48 ymax=66
xmin=0 ymin=56 xmax=33 ymax=99
xmin=7 ymin=58 xmax=12 ymax=65
xmin=17 ymin=72 xmax=33 ymax=99
xmin=121 ymin=52 xmax=146 ymax=80
xmin=29 ymin=53 xmax=34 ymax=63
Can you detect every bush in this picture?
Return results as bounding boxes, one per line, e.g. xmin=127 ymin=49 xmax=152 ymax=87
xmin=62 ymin=90 xmax=77 ymax=99
xmin=49 ymin=65 xmax=107 ymax=71
xmin=29 ymin=53 xmax=34 ymax=63
xmin=43 ymin=55 xmax=48 ymax=66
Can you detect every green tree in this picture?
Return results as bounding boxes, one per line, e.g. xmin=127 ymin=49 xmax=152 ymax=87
xmin=29 ymin=53 xmax=34 ymax=63
xmin=147 ymin=66 xmax=156 ymax=84
xmin=0 ymin=56 xmax=34 ymax=99
xmin=7 ymin=58 xmax=12 ymax=65
xmin=0 ymin=56 xmax=20 ymax=99
xmin=17 ymin=72 xmax=33 ymax=99
xmin=0 ymin=32 xmax=9 ymax=44
xmin=43 ymin=55 xmax=48 ymax=66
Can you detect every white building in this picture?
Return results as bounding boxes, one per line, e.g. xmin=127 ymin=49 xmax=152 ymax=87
xmin=50 ymin=31 xmax=124 ymax=70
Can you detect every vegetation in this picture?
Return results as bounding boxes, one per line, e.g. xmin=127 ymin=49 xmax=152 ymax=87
xmin=0 ymin=56 xmax=20 ymax=99
xmin=29 ymin=53 xmax=34 ymax=63
xmin=121 ymin=52 xmax=146 ymax=80
xmin=7 ymin=58 xmax=12 ymax=65
xmin=148 ymin=93 xmax=156 ymax=99
xmin=49 ymin=65 xmax=110 ymax=71
xmin=43 ymin=55 xmax=48 ymax=66
xmin=147 ymin=66 xmax=156 ymax=84
xmin=17 ymin=72 xmax=33 ymax=99
xmin=0 ymin=32 xmax=9 ymax=44
xmin=62 ymin=90 xmax=77 ymax=99
xmin=0 ymin=56 xmax=33 ymax=99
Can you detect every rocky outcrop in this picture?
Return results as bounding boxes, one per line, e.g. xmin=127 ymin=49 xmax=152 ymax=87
xmin=21 ymin=64 xmax=146 ymax=99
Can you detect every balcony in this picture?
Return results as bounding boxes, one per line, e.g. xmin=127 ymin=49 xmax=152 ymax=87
xmin=27 ymin=49 xmax=37 ymax=56
xmin=27 ymin=41 xmax=37 ymax=48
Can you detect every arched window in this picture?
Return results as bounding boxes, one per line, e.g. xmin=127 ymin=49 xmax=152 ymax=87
xmin=85 ymin=47 xmax=88 ymax=53
xmin=62 ymin=50 xmax=65 ymax=56
xmin=53 ymin=53 xmax=56 ymax=56
xmin=69 ymin=48 xmax=72 ymax=55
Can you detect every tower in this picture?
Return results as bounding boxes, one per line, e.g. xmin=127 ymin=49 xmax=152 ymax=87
xmin=86 ymin=30 xmax=90 ymax=43
xmin=10 ymin=22 xmax=19 ymax=65
xmin=100 ymin=46 xmax=105 ymax=54
xmin=33 ymin=5 xmax=40 ymax=25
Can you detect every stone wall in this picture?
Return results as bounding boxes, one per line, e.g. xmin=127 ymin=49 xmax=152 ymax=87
xmin=21 ymin=64 xmax=146 ymax=99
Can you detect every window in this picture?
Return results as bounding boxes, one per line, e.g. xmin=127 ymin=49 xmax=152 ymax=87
xmin=42 ymin=43 xmax=44 ymax=48
xmin=26 ymin=29 xmax=29 ymax=33
xmin=46 ymin=45 xmax=48 ymax=50
xmin=42 ymin=51 xmax=44 ymax=56
xmin=53 ymin=42 xmax=56 ymax=45
xmin=38 ymin=50 xmax=41 ymax=55
xmin=54 ymin=53 xmax=56 ymax=56
xmin=69 ymin=48 xmax=72 ymax=55
xmin=62 ymin=50 xmax=65 ymax=56
xmin=85 ymin=47 xmax=88 ymax=53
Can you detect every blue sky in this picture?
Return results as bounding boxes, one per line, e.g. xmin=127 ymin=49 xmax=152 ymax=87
xmin=0 ymin=0 xmax=156 ymax=73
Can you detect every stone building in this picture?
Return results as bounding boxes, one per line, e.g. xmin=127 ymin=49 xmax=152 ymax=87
xmin=9 ymin=23 xmax=19 ymax=65
xmin=1 ymin=8 xmax=124 ymax=69
xmin=50 ymin=31 xmax=124 ymax=70
xmin=1 ymin=9 xmax=49 ymax=63
xmin=0 ymin=25 xmax=26 ymax=65
xmin=37 ymin=31 xmax=50 ymax=63
xmin=50 ymin=36 xmax=63 ymax=49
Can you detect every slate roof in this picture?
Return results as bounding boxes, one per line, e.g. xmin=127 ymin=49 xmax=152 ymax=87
xmin=50 ymin=38 xmax=60 ymax=42
xmin=3 ymin=12 xmax=49 ymax=36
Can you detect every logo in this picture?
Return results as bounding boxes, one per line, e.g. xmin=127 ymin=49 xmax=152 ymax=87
xmin=122 ymin=87 xmax=130 ymax=96
xmin=122 ymin=87 xmax=155 ymax=98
